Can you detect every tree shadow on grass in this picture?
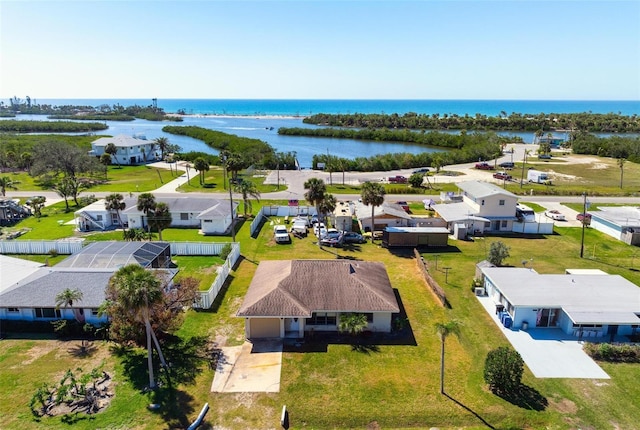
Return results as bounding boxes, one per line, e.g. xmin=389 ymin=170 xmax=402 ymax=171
xmin=112 ymin=335 xmax=217 ymax=428
xmin=350 ymin=343 xmax=380 ymax=354
xmin=493 ymin=383 xmax=548 ymax=411
xmin=443 ymin=392 xmax=496 ymax=429
xmin=67 ymin=340 xmax=98 ymax=358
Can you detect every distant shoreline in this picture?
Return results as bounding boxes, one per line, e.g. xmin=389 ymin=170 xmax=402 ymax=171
xmin=166 ymin=113 xmax=307 ymax=120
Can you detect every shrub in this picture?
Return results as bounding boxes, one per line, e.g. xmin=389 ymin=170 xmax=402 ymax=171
xmin=488 ymin=241 xmax=510 ymax=266
xmin=219 ymin=243 xmax=232 ymax=260
xmin=484 ymin=346 xmax=524 ymax=394
xmin=583 ymin=342 xmax=640 ymax=363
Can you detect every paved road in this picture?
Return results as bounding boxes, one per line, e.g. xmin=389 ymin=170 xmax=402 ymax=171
xmin=5 ymin=150 xmax=640 ymax=207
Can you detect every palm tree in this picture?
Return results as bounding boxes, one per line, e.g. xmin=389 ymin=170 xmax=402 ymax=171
xmin=193 ymin=157 xmax=209 ymax=186
xmin=108 ymin=264 xmax=167 ymax=389
xmin=105 ymin=193 xmax=126 ymax=228
xmin=304 ymin=178 xmax=327 ymax=247
xmin=55 ymin=288 xmax=85 ymax=323
xmin=338 ymin=313 xmax=368 ymax=336
xmin=233 ymin=179 xmax=261 ymax=216
xmin=148 ymin=202 xmax=172 ymax=241
xmin=137 ymin=193 xmax=156 ymax=233
xmin=618 ymin=157 xmax=626 ymax=189
xmin=435 ymin=320 xmax=461 ymax=394
xmin=154 ymin=137 xmax=170 ymax=160
xmin=104 ymin=143 xmax=120 ymax=168
xmin=0 ymin=176 xmax=18 ymax=196
xmin=219 ymin=150 xmax=231 ymax=189
xmin=318 ymin=193 xmax=337 ymax=225
xmin=360 ymin=181 xmax=386 ymax=241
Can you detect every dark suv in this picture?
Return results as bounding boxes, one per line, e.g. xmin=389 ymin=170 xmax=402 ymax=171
xmin=499 ymin=161 xmax=515 ymax=169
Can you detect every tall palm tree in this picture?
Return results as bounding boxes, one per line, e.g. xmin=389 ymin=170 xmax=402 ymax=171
xmin=154 ymin=137 xmax=170 ymax=161
xmin=137 ymin=193 xmax=156 ymax=233
xmin=55 ymin=288 xmax=84 ymax=323
xmin=304 ymin=178 xmax=326 ymax=247
xmin=148 ymin=201 xmax=172 ymax=241
xmin=105 ymin=193 xmax=126 ymax=228
xmin=618 ymin=157 xmax=626 ymax=189
xmin=219 ymin=150 xmax=231 ymax=189
xmin=318 ymin=193 xmax=337 ymax=225
xmin=108 ymin=264 xmax=167 ymax=389
xmin=233 ymin=179 xmax=261 ymax=216
xmin=435 ymin=320 xmax=461 ymax=394
xmin=0 ymin=176 xmax=18 ymax=196
xmin=193 ymin=157 xmax=209 ymax=186
xmin=360 ymin=181 xmax=386 ymax=241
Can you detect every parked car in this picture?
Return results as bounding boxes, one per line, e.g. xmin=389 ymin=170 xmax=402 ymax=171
xmin=538 ymin=154 xmax=552 ymax=159
xmin=342 ymin=231 xmax=366 ymax=244
xmin=388 ymin=175 xmax=408 ymax=184
xmin=576 ymin=213 xmax=592 ymax=224
xmin=320 ymin=229 xmax=344 ymax=247
xmin=291 ymin=219 xmax=308 ymax=236
xmin=545 ymin=210 xmax=566 ymax=221
xmin=498 ymin=161 xmax=515 ymax=169
xmin=475 ymin=162 xmax=493 ymax=170
xmin=412 ymin=167 xmax=430 ymax=174
xmin=273 ymin=225 xmax=291 ymax=243
xmin=313 ymin=223 xmax=327 ymax=237
xmin=493 ymin=171 xmax=512 ymax=180
xmin=395 ymin=201 xmax=410 ymax=212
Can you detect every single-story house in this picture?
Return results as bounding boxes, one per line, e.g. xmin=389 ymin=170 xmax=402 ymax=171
xmin=237 ymin=260 xmax=400 ymax=339
xmin=480 ymin=267 xmax=640 ymax=339
xmin=90 ymin=134 xmax=158 ymax=165
xmin=75 ymin=196 xmax=238 ymax=235
xmin=56 ymin=241 xmax=173 ymax=269
xmin=355 ymin=201 xmax=412 ymax=232
xmin=590 ymin=206 xmax=640 ymax=246
xmin=1 ymin=243 xmax=178 ymax=325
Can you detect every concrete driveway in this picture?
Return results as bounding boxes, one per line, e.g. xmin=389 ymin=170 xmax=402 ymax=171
xmin=476 ymin=295 xmax=609 ymax=379
xmin=211 ymin=339 xmax=283 ymax=393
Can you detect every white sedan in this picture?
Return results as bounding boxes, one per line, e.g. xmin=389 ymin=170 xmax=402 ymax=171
xmin=544 ymin=210 xmax=566 ymax=221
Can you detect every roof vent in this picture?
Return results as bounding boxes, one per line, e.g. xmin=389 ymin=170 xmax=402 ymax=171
xmin=348 ymin=264 xmax=356 ymax=274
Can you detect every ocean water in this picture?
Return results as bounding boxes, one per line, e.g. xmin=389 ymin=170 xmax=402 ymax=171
xmin=6 ymin=99 xmax=640 ymax=167
xmin=31 ymin=98 xmax=640 ymax=116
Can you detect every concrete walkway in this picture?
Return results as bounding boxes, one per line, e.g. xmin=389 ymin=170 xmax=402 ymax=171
xmin=211 ymin=339 xmax=283 ymax=393
xmin=476 ymin=295 xmax=609 ymax=379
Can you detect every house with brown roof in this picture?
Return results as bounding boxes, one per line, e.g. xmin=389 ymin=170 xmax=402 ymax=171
xmin=237 ymin=260 xmax=400 ymax=339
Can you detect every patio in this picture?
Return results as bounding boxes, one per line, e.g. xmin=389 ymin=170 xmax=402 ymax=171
xmin=476 ymin=295 xmax=610 ymax=379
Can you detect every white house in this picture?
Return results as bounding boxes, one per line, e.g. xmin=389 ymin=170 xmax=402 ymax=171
xmin=237 ymin=260 xmax=400 ymax=339
xmin=590 ymin=206 xmax=640 ymax=246
xmin=75 ymin=197 xmax=238 ymax=235
xmin=354 ymin=201 xmax=412 ymax=233
xmin=330 ymin=201 xmax=354 ymax=231
xmin=480 ymin=267 xmax=640 ymax=340
xmin=90 ymin=134 xmax=158 ymax=165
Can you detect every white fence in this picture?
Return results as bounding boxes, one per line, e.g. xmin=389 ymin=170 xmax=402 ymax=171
xmin=170 ymin=241 xmax=231 ymax=256
xmin=512 ymin=221 xmax=554 ymax=234
xmin=0 ymin=240 xmax=83 ymax=255
xmin=195 ymin=242 xmax=241 ymax=309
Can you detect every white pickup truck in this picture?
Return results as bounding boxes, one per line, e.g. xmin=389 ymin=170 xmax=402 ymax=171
xmin=273 ymin=225 xmax=290 ymax=243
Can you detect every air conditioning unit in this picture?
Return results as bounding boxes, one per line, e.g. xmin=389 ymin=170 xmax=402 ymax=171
xmin=474 ymin=287 xmax=486 ymax=296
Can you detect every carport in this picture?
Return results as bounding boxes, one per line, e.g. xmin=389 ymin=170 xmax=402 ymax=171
xmin=476 ymin=295 xmax=609 ymax=379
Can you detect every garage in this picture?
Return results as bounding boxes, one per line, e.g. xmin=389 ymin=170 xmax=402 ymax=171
xmin=249 ymin=318 xmax=281 ymax=338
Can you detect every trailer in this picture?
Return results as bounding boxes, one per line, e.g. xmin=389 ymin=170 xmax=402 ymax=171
xmin=527 ymin=169 xmax=549 ymax=184
xmin=381 ymin=226 xmax=449 ymax=248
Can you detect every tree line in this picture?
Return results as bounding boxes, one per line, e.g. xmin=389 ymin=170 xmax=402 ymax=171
xmin=0 ymin=119 xmax=108 ymax=132
xmin=571 ymin=132 xmax=640 ymax=162
xmin=303 ymin=111 xmax=640 ymax=133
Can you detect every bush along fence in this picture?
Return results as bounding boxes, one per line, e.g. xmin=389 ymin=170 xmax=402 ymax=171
xmin=414 ymin=248 xmax=449 ymax=308
xmin=0 ymin=239 xmax=240 ymax=310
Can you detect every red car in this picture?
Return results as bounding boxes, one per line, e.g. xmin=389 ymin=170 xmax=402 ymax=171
xmin=576 ymin=213 xmax=592 ymax=224
xmin=475 ymin=162 xmax=493 ymax=170
xmin=388 ymin=175 xmax=407 ymax=184
xmin=395 ymin=201 xmax=410 ymax=212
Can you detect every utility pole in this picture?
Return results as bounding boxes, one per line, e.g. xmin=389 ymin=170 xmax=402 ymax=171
xmin=520 ymin=149 xmax=527 ymax=188
xmin=580 ymin=192 xmax=586 ymax=258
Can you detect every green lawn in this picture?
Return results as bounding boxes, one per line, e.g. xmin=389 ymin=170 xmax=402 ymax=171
xmin=177 ymin=168 xmax=286 ymax=194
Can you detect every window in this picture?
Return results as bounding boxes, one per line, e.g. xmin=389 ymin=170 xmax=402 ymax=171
xmin=96 ymin=215 xmax=103 ymax=221
xmin=203 ymin=219 xmax=212 ymax=223
xmin=180 ymin=213 xmax=189 ymax=221
xmin=35 ymin=308 xmax=61 ymax=319
xmin=501 ymin=220 xmax=508 ymax=228
xmin=364 ymin=313 xmax=374 ymax=323
xmin=499 ymin=199 xmax=505 ymax=206
xmin=306 ymin=312 xmax=337 ymax=326
xmin=7 ymin=307 xmax=19 ymax=313
xmin=91 ymin=309 xmax=100 ymax=316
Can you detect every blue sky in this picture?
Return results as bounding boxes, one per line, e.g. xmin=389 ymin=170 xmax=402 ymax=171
xmin=1 ymin=0 xmax=638 ymax=100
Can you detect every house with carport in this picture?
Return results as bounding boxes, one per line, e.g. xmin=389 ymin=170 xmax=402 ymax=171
xmin=354 ymin=201 xmax=412 ymax=233
xmin=479 ymin=267 xmax=640 ymax=339
xmin=237 ymin=260 xmax=400 ymax=339
xmin=589 ymin=206 xmax=640 ymax=246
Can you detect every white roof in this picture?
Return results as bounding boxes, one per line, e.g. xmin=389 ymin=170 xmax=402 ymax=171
xmin=432 ymin=202 xmax=490 ymax=222
xmin=0 ymin=255 xmax=44 ymax=294
xmin=457 ymin=181 xmax=518 ymax=199
xmin=591 ymin=206 xmax=640 ymax=228
xmin=92 ymin=134 xmax=152 ymax=148
xmin=482 ymin=267 xmax=640 ymax=325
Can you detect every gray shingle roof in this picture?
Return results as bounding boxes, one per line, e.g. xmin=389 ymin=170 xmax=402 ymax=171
xmin=237 ymin=260 xmax=400 ymax=317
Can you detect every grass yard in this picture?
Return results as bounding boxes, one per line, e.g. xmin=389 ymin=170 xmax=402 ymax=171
xmin=177 ymin=168 xmax=285 ymax=194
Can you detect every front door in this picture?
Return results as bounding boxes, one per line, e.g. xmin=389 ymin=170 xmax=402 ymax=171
xmin=607 ymin=325 xmax=619 ymax=342
xmin=285 ymin=318 xmax=300 ymax=337
xmin=493 ymin=220 xmax=501 ymax=231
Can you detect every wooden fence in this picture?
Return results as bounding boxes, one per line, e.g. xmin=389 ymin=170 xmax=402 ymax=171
xmin=414 ymin=248 xmax=449 ymax=308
